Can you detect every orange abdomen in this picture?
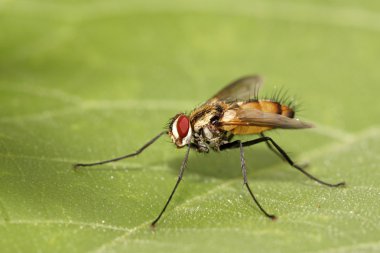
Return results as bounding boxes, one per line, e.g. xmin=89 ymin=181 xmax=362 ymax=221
xmin=240 ymin=100 xmax=294 ymax=118
xmin=227 ymin=100 xmax=295 ymax=135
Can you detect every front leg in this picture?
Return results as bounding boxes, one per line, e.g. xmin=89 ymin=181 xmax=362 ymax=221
xmin=151 ymin=143 xmax=191 ymax=226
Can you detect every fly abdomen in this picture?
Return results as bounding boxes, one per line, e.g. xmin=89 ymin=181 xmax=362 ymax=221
xmin=239 ymin=100 xmax=295 ymax=118
xmin=280 ymin=104 xmax=295 ymax=118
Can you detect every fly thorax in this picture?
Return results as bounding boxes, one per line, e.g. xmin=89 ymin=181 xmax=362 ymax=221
xmin=202 ymin=126 xmax=214 ymax=140
xmin=192 ymin=125 xmax=226 ymax=152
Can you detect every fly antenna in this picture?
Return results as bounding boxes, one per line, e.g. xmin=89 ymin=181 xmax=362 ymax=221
xmin=73 ymin=131 xmax=167 ymax=168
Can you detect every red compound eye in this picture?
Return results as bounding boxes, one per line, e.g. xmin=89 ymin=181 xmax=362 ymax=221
xmin=177 ymin=115 xmax=190 ymax=139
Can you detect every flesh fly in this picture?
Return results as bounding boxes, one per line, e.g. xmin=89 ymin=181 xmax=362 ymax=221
xmin=74 ymin=75 xmax=345 ymax=226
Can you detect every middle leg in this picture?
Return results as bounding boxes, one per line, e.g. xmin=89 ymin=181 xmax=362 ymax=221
xmin=238 ymin=140 xmax=276 ymax=220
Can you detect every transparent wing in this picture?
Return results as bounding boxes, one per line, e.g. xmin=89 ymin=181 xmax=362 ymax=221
xmin=221 ymin=108 xmax=314 ymax=129
xmin=208 ymin=75 xmax=263 ymax=103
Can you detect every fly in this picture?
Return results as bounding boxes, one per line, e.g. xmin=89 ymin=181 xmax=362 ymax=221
xmin=74 ymin=75 xmax=345 ymax=226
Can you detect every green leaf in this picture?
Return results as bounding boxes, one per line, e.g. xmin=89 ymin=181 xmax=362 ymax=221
xmin=1 ymin=0 xmax=380 ymax=252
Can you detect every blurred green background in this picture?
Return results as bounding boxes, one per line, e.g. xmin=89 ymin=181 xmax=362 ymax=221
xmin=1 ymin=0 xmax=380 ymax=252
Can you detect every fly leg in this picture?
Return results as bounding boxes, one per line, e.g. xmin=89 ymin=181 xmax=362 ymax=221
xmin=151 ymin=143 xmax=191 ymax=226
xmin=238 ymin=141 xmax=276 ymax=220
xmin=260 ymin=133 xmax=285 ymax=161
xmin=220 ymin=137 xmax=345 ymax=187
xmin=74 ymin=131 xmax=167 ymax=168
xmin=260 ymin=133 xmax=308 ymax=169
xmin=227 ymin=133 xmax=235 ymax=142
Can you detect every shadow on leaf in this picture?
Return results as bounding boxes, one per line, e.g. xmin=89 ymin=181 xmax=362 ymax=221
xmin=167 ymin=147 xmax=285 ymax=180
